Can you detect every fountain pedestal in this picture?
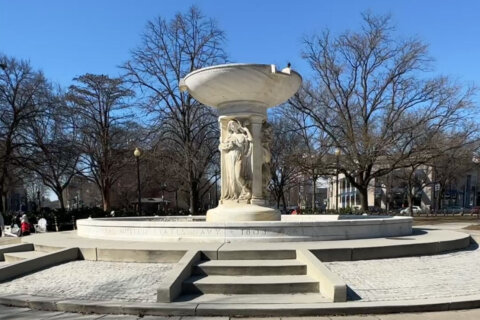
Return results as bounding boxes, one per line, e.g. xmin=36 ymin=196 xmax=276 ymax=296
xmin=181 ymin=64 xmax=302 ymax=222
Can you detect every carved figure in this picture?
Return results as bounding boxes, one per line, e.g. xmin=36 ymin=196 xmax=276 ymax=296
xmin=220 ymin=120 xmax=252 ymax=201
xmin=262 ymin=122 xmax=273 ymax=196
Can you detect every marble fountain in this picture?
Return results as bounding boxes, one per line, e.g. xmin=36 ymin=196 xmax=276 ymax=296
xmin=77 ymin=63 xmax=413 ymax=243
xmin=5 ymin=64 xmax=474 ymax=318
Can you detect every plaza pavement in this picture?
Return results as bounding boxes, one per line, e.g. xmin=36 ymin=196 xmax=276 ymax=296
xmin=0 ymin=260 xmax=175 ymax=302
xmin=2 ymin=241 xmax=480 ymax=304
xmin=2 ymin=304 xmax=480 ymax=319
xmin=1 ymin=221 xmax=480 ymax=318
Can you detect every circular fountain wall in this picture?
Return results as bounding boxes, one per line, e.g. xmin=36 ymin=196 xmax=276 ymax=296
xmin=76 ymin=215 xmax=412 ymax=243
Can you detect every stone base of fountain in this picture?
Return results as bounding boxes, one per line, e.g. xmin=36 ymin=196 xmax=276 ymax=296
xmin=76 ymin=215 xmax=412 ymax=243
xmin=206 ymin=201 xmax=280 ymax=222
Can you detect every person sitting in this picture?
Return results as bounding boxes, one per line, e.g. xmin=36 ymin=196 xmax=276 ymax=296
xmin=20 ymin=214 xmax=30 ymax=236
xmin=37 ymin=217 xmax=47 ymax=232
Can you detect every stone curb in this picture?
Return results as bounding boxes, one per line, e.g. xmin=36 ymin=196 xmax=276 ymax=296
xmin=1 ymin=294 xmax=480 ymax=316
xmin=296 ymin=249 xmax=347 ymax=302
xmin=0 ymin=247 xmax=79 ymax=282
xmin=157 ymin=250 xmax=201 ymax=302
xmin=0 ymin=243 xmax=34 ymax=261
xmin=21 ymin=229 xmax=472 ymax=263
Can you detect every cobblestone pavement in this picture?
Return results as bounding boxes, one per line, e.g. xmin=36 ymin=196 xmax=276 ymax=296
xmin=325 ymin=243 xmax=480 ymax=302
xmin=0 ymin=261 xmax=175 ymax=303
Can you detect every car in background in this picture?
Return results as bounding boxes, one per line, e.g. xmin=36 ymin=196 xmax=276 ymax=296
xmin=400 ymin=206 xmax=423 ymax=215
xmin=352 ymin=205 xmax=362 ymax=212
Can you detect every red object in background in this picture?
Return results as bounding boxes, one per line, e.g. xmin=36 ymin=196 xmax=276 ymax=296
xmin=291 ymin=209 xmax=298 ymax=215
xmin=21 ymin=222 xmax=30 ymax=235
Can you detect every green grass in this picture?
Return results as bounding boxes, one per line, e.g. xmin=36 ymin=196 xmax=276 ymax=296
xmin=412 ymin=215 xmax=480 ymax=225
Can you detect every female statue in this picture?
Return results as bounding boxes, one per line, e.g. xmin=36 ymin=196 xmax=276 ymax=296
xmin=220 ymin=120 xmax=252 ymax=201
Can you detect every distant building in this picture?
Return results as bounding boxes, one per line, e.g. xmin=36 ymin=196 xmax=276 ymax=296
xmin=63 ymin=176 xmax=102 ymax=209
xmin=282 ymin=174 xmax=328 ymax=211
xmin=327 ymin=165 xmax=480 ymax=211
xmin=5 ymin=185 xmax=26 ymax=213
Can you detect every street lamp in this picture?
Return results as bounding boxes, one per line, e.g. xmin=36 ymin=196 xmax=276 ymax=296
xmin=335 ymin=148 xmax=341 ymax=213
xmin=134 ymin=147 xmax=142 ymax=215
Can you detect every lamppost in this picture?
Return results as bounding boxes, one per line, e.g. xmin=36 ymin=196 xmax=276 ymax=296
xmin=335 ymin=148 xmax=341 ymax=213
xmin=134 ymin=147 xmax=142 ymax=215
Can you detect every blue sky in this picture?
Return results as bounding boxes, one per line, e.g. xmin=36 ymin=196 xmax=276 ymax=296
xmin=1 ymin=0 xmax=479 ymax=94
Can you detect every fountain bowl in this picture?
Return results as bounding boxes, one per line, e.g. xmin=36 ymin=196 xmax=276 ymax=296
xmin=181 ymin=63 xmax=302 ymax=109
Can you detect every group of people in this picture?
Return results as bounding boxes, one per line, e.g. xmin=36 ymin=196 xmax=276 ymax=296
xmin=0 ymin=213 xmax=47 ymax=237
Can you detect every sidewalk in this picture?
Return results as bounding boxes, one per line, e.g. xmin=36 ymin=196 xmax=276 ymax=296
xmin=2 ymin=304 xmax=480 ymax=320
xmin=1 ymin=221 xmax=480 ymax=319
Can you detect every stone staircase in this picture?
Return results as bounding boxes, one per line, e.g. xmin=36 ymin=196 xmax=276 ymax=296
xmin=0 ymin=243 xmax=35 ymax=265
xmin=3 ymin=250 xmax=50 ymax=263
xmin=181 ymin=252 xmax=323 ymax=298
xmin=0 ymin=243 xmax=79 ymax=282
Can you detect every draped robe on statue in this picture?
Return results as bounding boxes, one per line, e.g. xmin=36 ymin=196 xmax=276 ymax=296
xmin=221 ymin=120 xmax=252 ymax=201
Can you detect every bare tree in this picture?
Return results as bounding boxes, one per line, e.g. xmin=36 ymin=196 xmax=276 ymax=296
xmin=21 ymin=91 xmax=81 ymax=212
xmin=292 ymin=13 xmax=477 ymax=211
xmin=0 ymin=55 xmax=49 ymax=214
xmin=280 ymin=103 xmax=334 ymax=211
xmin=392 ymin=164 xmax=432 ymax=215
xmin=268 ymin=113 xmax=303 ymax=211
xmin=123 ymin=6 xmax=227 ymax=214
xmin=431 ymin=138 xmax=476 ymax=211
xmin=67 ymin=74 xmax=134 ymax=212
xmin=22 ymin=171 xmax=47 ymax=212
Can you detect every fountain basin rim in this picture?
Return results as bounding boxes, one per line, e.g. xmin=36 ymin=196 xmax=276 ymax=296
xmin=78 ymin=215 xmax=410 ymax=227
xmin=183 ymin=63 xmax=302 ymax=82
xmin=181 ymin=63 xmax=302 ymax=108
xmin=76 ymin=215 xmax=413 ymax=242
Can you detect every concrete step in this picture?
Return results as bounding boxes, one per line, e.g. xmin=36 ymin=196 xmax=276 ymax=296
xmin=176 ymin=292 xmax=329 ymax=303
xmin=217 ymin=249 xmax=296 ymax=260
xmin=194 ymin=259 xmax=306 ymax=276
xmin=4 ymin=251 xmax=50 ymax=263
xmin=183 ymin=275 xmax=319 ymax=294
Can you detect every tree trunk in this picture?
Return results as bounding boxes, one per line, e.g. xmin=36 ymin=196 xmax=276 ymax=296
xmin=386 ymin=177 xmax=391 ymax=212
xmin=359 ymin=186 xmax=368 ymax=212
xmin=281 ymin=191 xmax=287 ymax=213
xmin=437 ymin=187 xmax=444 ymax=214
xmin=0 ymin=173 xmax=7 ymax=215
xmin=407 ymin=188 xmax=414 ymax=216
xmin=189 ymin=180 xmax=199 ymax=215
xmin=102 ymin=185 xmax=111 ymax=212
xmin=312 ymin=177 xmax=316 ymax=212
xmin=55 ymin=188 xmax=66 ymax=213
xmin=1 ymin=191 xmax=6 ymax=215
